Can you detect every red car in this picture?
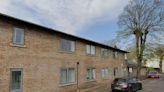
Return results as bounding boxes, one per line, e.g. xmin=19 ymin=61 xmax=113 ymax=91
xmin=147 ymin=71 xmax=160 ymax=78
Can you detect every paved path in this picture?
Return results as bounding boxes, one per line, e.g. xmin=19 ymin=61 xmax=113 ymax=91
xmin=138 ymin=74 xmax=164 ymax=92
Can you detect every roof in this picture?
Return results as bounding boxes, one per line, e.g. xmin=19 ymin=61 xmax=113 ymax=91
xmin=127 ymin=60 xmax=147 ymax=68
xmin=127 ymin=60 xmax=138 ymax=68
xmin=0 ymin=13 xmax=128 ymax=53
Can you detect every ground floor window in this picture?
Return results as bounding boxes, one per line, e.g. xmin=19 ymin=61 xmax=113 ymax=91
xmin=60 ymin=68 xmax=75 ymax=84
xmin=101 ymin=68 xmax=109 ymax=79
xmin=10 ymin=68 xmax=23 ymax=92
xmin=113 ymin=67 xmax=118 ymax=76
xmin=87 ymin=68 xmax=96 ymax=80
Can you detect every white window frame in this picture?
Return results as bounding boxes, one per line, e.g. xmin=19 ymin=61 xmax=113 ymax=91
xmin=124 ymin=53 xmax=127 ymax=60
xmin=101 ymin=68 xmax=109 ymax=79
xmin=86 ymin=45 xmax=96 ymax=55
xmin=10 ymin=68 xmax=23 ymax=92
xmin=60 ymin=68 xmax=76 ymax=84
xmin=101 ymin=48 xmax=108 ymax=57
xmin=61 ymin=38 xmax=75 ymax=52
xmin=86 ymin=68 xmax=96 ymax=80
xmin=113 ymin=67 xmax=118 ymax=76
xmin=13 ymin=27 xmax=25 ymax=45
xmin=113 ymin=51 xmax=118 ymax=59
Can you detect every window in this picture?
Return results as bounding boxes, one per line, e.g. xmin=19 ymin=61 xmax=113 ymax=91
xmin=87 ymin=68 xmax=96 ymax=80
xmin=124 ymin=53 xmax=127 ymax=60
xmin=13 ymin=27 xmax=25 ymax=45
xmin=101 ymin=68 xmax=109 ymax=79
xmin=113 ymin=51 xmax=118 ymax=59
xmin=86 ymin=45 xmax=96 ymax=55
xmin=10 ymin=69 xmax=22 ymax=92
xmin=113 ymin=67 xmax=118 ymax=76
xmin=60 ymin=68 xmax=75 ymax=84
xmin=101 ymin=48 xmax=108 ymax=57
xmin=61 ymin=38 xmax=75 ymax=52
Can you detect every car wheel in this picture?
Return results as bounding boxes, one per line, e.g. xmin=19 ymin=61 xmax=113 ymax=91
xmin=128 ymin=87 xmax=133 ymax=92
xmin=139 ymin=84 xmax=142 ymax=90
xmin=112 ymin=89 xmax=116 ymax=92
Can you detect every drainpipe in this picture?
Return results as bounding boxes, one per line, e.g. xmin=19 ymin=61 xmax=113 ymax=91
xmin=77 ymin=62 xmax=80 ymax=92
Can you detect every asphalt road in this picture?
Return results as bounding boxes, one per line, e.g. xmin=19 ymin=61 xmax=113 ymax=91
xmin=138 ymin=74 xmax=164 ymax=92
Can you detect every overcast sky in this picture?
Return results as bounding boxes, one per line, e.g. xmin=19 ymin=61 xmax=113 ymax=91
xmin=0 ymin=0 xmax=130 ymax=43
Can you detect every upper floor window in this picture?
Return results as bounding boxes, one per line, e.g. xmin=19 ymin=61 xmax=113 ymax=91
xmin=101 ymin=68 xmax=109 ymax=79
xmin=87 ymin=68 xmax=96 ymax=80
xmin=86 ymin=45 xmax=96 ymax=55
xmin=113 ymin=51 xmax=118 ymax=59
xmin=101 ymin=48 xmax=108 ymax=57
xmin=60 ymin=68 xmax=75 ymax=84
xmin=124 ymin=53 xmax=128 ymax=60
xmin=13 ymin=27 xmax=25 ymax=45
xmin=61 ymin=38 xmax=75 ymax=52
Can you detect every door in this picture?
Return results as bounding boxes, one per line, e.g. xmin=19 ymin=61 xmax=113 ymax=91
xmin=10 ymin=69 xmax=23 ymax=92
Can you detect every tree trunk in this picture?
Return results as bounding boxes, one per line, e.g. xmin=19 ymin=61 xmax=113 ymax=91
xmin=134 ymin=30 xmax=144 ymax=79
xmin=135 ymin=32 xmax=141 ymax=79
xmin=136 ymin=32 xmax=147 ymax=79
xmin=136 ymin=63 xmax=141 ymax=79
xmin=159 ymin=57 xmax=163 ymax=73
xmin=136 ymin=55 xmax=143 ymax=79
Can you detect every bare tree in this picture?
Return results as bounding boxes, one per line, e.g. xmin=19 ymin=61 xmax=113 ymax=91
xmin=117 ymin=0 xmax=164 ymax=79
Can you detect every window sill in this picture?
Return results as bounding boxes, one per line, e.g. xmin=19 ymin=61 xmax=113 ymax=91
xmin=59 ymin=82 xmax=76 ymax=87
xmin=113 ymin=58 xmax=118 ymax=60
xmin=102 ymin=78 xmax=109 ymax=80
xmin=10 ymin=43 xmax=26 ymax=48
xmin=86 ymin=79 xmax=96 ymax=83
xmin=58 ymin=50 xmax=75 ymax=54
xmin=86 ymin=54 xmax=96 ymax=57
xmin=101 ymin=56 xmax=109 ymax=59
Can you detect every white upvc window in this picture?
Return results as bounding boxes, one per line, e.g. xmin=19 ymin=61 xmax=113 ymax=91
xmin=86 ymin=45 xmax=96 ymax=55
xmin=10 ymin=68 xmax=23 ymax=92
xmin=113 ymin=51 xmax=118 ymax=59
xmin=13 ymin=27 xmax=25 ymax=45
xmin=87 ymin=68 xmax=96 ymax=80
xmin=60 ymin=68 xmax=75 ymax=84
xmin=124 ymin=53 xmax=128 ymax=60
xmin=113 ymin=67 xmax=118 ymax=76
xmin=101 ymin=68 xmax=109 ymax=79
xmin=101 ymin=48 xmax=108 ymax=57
xmin=61 ymin=38 xmax=75 ymax=52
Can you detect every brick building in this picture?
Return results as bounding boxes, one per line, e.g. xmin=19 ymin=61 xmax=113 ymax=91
xmin=0 ymin=13 xmax=128 ymax=92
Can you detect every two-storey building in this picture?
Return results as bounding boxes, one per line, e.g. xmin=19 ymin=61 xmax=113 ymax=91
xmin=0 ymin=13 xmax=128 ymax=92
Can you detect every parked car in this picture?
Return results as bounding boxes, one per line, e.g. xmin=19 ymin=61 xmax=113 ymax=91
xmin=111 ymin=77 xmax=142 ymax=92
xmin=147 ymin=71 xmax=160 ymax=78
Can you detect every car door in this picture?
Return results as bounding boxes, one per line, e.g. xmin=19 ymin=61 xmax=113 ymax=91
xmin=128 ymin=78 xmax=138 ymax=91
